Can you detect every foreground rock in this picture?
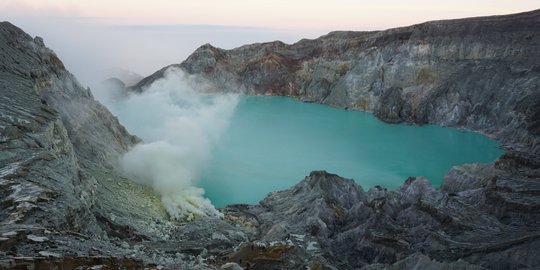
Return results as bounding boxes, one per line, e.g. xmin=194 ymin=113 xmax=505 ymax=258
xmin=133 ymin=9 xmax=540 ymax=155
xmin=216 ymin=162 xmax=540 ymax=269
xmin=0 ymin=21 xmax=206 ymax=269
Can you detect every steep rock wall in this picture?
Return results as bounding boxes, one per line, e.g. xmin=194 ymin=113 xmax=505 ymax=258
xmin=134 ymin=9 xmax=540 ymax=154
xmin=0 ymin=22 xmax=216 ymax=269
xmin=0 ymin=21 xmax=138 ymax=255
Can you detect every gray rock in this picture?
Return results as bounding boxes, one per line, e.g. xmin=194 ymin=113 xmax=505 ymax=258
xmin=0 ymin=20 xmax=100 ymax=239
xmin=0 ymin=21 xmax=176 ymax=269
xmin=220 ymin=262 xmax=243 ymax=270
xmin=27 ymin=235 xmax=48 ymax=242
xmin=219 ymin=263 xmax=244 ymax=270
xmin=361 ymin=253 xmax=486 ymax=270
xmin=38 ymin=251 xmax=62 ymax=258
xmin=226 ymin=165 xmax=540 ymax=269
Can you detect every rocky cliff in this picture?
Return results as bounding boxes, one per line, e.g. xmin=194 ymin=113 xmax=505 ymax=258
xmin=2 ymin=10 xmax=540 ymax=270
xmin=134 ymin=9 xmax=540 ymax=155
xmin=0 ymin=22 xmax=197 ymax=269
xmin=0 ymin=19 xmax=144 ymax=241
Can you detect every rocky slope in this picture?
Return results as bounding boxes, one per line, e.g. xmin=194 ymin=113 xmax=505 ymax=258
xmin=224 ymin=162 xmax=540 ymax=269
xmin=0 ymin=19 xmax=140 ymax=244
xmin=133 ymin=9 xmax=540 ymax=155
xmin=1 ymin=10 xmax=540 ymax=270
xmin=0 ymin=22 xmax=202 ymax=269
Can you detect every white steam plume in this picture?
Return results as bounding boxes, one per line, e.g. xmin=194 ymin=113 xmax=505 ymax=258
xmin=111 ymin=67 xmax=238 ymax=220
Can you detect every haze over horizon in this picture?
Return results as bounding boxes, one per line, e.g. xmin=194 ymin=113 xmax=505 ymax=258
xmin=1 ymin=0 xmax=538 ymax=86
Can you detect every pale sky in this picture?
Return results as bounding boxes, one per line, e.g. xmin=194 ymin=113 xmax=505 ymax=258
xmin=2 ymin=0 xmax=539 ymax=30
xmin=1 ymin=0 xmax=538 ymax=85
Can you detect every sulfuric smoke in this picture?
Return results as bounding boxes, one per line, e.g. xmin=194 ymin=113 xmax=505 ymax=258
xmin=108 ymin=67 xmax=238 ymax=220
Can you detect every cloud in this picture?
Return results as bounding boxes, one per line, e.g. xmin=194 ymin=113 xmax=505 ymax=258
xmin=108 ymin=67 xmax=238 ymax=220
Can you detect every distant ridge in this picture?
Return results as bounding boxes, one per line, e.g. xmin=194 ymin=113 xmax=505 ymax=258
xmin=134 ymin=9 xmax=540 ymax=155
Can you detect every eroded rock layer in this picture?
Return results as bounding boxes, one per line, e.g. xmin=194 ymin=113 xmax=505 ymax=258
xmin=134 ymin=9 xmax=540 ymax=155
xmin=0 ymin=22 xmax=194 ymax=269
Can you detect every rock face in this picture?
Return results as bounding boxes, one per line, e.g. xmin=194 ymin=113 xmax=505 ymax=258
xmin=0 ymin=20 xmax=134 ymax=240
xmin=0 ymin=22 xmax=201 ymax=269
xmin=1 ymin=10 xmax=540 ymax=270
xmin=133 ymin=9 xmax=540 ymax=155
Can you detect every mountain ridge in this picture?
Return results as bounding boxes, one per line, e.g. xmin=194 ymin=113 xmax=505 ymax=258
xmin=133 ymin=8 xmax=540 ymax=155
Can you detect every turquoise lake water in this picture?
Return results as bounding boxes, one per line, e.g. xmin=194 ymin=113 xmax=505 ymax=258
xmin=200 ymin=96 xmax=503 ymax=207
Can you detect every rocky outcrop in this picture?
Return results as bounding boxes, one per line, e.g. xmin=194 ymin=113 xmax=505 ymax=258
xmin=0 ymin=22 xmax=196 ymax=269
xmin=133 ymin=9 xmax=540 ymax=154
xmin=1 ymin=21 xmax=105 ymax=239
xmin=213 ymin=159 xmax=540 ymax=270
